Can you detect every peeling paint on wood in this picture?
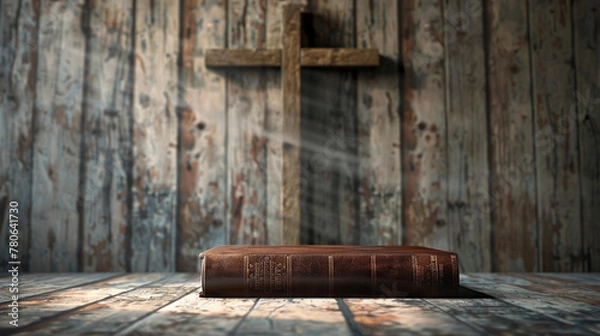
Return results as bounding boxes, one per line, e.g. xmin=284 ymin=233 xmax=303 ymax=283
xmin=530 ymin=0 xmax=582 ymax=272
xmin=574 ymin=0 xmax=600 ymax=272
xmin=401 ymin=0 xmax=449 ymax=250
xmin=444 ymin=0 xmax=491 ymax=272
xmin=130 ymin=0 xmax=178 ymax=272
xmin=30 ymin=0 xmax=86 ymax=271
xmin=227 ymin=0 xmax=269 ymax=245
xmin=487 ymin=0 xmax=538 ymax=271
xmin=0 ymin=0 xmax=39 ymax=272
xmin=356 ymin=0 xmax=401 ymax=245
xmin=301 ymin=0 xmax=357 ymax=244
xmin=177 ymin=0 xmax=227 ymax=271
xmin=81 ymin=0 xmax=133 ymax=272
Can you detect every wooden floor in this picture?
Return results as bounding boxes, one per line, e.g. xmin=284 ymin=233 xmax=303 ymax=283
xmin=1 ymin=273 xmax=599 ymax=335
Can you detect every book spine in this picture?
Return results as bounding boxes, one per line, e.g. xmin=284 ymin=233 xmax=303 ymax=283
xmin=201 ymin=252 xmax=458 ymax=297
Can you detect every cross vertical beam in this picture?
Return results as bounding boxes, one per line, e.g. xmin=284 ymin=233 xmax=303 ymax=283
xmin=281 ymin=4 xmax=301 ymax=244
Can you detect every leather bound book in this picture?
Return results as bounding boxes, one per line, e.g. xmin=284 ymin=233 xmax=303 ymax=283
xmin=199 ymin=245 xmax=459 ymax=298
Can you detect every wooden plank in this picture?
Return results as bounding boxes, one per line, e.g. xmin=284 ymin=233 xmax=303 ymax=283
xmin=427 ymin=298 xmax=592 ymax=335
xmin=356 ymin=0 xmax=401 ymax=245
xmin=301 ymin=48 xmax=379 ymax=67
xmin=205 ymin=48 xmax=379 ymax=67
xmin=574 ymin=0 xmax=600 ymax=272
xmin=0 ymin=0 xmax=38 ymax=273
xmin=129 ymin=0 xmax=178 ymax=271
xmin=264 ymin=0 xmax=285 ymax=246
xmin=401 ymin=0 xmax=449 ymax=250
xmin=509 ymin=273 xmax=600 ymax=306
xmin=301 ymin=0 xmax=356 ymax=244
xmin=486 ymin=0 xmax=538 ymax=271
xmin=205 ymin=49 xmax=281 ymax=67
xmin=227 ymin=0 xmax=269 ymax=244
xmin=0 ymin=273 xmax=168 ymax=331
xmin=343 ymin=298 xmax=478 ymax=335
xmin=177 ymin=0 xmax=227 ymax=271
xmin=461 ymin=274 xmax=600 ymax=334
xmin=0 ymin=273 xmax=121 ymax=303
xmin=536 ymin=273 xmax=600 ymax=285
xmin=13 ymin=274 xmax=198 ymax=335
xmin=116 ymin=296 xmax=257 ymax=335
xmin=444 ymin=0 xmax=491 ymax=272
xmin=529 ymin=0 xmax=582 ymax=272
xmin=236 ymin=299 xmax=353 ymax=335
xmin=29 ymin=0 xmax=86 ymax=271
xmin=80 ymin=0 xmax=133 ymax=272
xmin=281 ymin=3 xmax=302 ymax=245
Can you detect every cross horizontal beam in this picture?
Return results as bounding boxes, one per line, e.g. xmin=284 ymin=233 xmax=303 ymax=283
xmin=205 ymin=48 xmax=380 ymax=67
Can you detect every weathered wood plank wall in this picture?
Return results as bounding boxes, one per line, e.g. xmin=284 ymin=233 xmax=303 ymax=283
xmin=82 ymin=0 xmax=133 ymax=272
xmin=30 ymin=0 xmax=86 ymax=271
xmin=487 ymin=0 xmax=539 ymax=272
xmin=443 ymin=0 xmax=491 ymax=272
xmin=0 ymin=0 xmax=598 ymax=273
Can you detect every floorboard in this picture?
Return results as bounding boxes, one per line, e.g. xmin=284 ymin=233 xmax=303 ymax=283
xmin=1 ymin=273 xmax=599 ymax=335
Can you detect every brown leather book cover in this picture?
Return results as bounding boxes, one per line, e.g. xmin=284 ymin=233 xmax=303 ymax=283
xmin=199 ymin=245 xmax=459 ymax=298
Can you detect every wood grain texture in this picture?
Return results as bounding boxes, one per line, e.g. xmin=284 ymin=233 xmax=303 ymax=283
xmin=427 ymin=297 xmax=592 ymax=335
xmin=300 ymin=48 xmax=379 ymax=67
xmin=0 ymin=0 xmax=39 ymax=272
xmin=0 ymin=273 xmax=120 ymax=303
xmin=130 ymin=0 xmax=178 ymax=272
xmin=344 ymin=298 xmax=478 ymax=335
xmin=178 ymin=0 xmax=227 ymax=271
xmin=205 ymin=49 xmax=281 ymax=67
xmin=574 ymin=0 xmax=600 ymax=272
xmin=237 ymin=299 xmax=353 ymax=335
xmin=30 ymin=0 xmax=86 ymax=271
xmin=510 ymin=273 xmax=600 ymax=305
xmin=281 ymin=3 xmax=301 ymax=245
xmin=529 ymin=0 xmax=582 ymax=272
xmin=264 ymin=0 xmax=285 ymax=246
xmin=263 ymin=0 xmax=305 ymax=246
xmin=14 ymin=274 xmax=198 ymax=335
xmin=301 ymin=0 xmax=357 ymax=244
xmin=401 ymin=0 xmax=449 ymax=250
xmin=227 ymin=0 xmax=269 ymax=245
xmin=356 ymin=0 xmax=402 ymax=245
xmin=444 ymin=0 xmax=491 ymax=272
xmin=486 ymin=0 xmax=538 ymax=271
xmin=461 ymin=274 xmax=600 ymax=334
xmin=80 ymin=0 xmax=133 ymax=272
xmin=117 ymin=296 xmax=257 ymax=336
xmin=1 ymin=273 xmax=599 ymax=335
xmin=0 ymin=273 xmax=168 ymax=330
xmin=206 ymin=48 xmax=378 ymax=67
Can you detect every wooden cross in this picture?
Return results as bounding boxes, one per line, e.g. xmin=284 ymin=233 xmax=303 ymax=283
xmin=205 ymin=4 xmax=379 ymax=245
